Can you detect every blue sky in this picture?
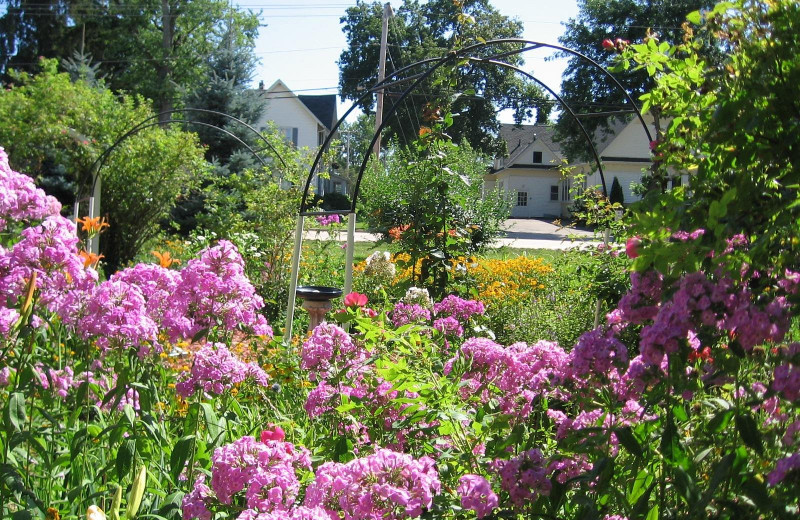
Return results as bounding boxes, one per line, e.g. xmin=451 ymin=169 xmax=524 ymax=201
xmin=237 ymin=0 xmax=580 ymax=122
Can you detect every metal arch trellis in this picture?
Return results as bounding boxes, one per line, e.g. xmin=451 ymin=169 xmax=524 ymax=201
xmin=284 ymin=38 xmax=653 ymax=341
xmin=75 ymin=108 xmax=290 ymax=253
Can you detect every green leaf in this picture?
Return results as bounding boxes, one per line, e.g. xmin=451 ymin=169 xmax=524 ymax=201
xmin=169 ymin=435 xmax=195 ymax=484
xmin=5 ymin=393 xmax=27 ymax=433
xmin=645 ymin=505 xmax=659 ymax=520
xmin=686 ymin=10 xmax=702 ymax=24
xmin=735 ymin=412 xmax=763 ymax=454
xmin=116 ymin=439 xmax=135 ymax=481
xmin=615 ymin=427 xmax=644 ymax=458
xmin=200 ymin=403 xmax=220 ymax=442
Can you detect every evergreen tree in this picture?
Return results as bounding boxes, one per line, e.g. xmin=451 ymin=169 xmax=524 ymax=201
xmin=609 ymin=176 xmax=625 ymax=205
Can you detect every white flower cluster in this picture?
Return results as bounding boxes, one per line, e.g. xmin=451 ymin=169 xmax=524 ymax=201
xmin=403 ymin=286 xmax=433 ymax=309
xmin=363 ymin=250 xmax=396 ymax=279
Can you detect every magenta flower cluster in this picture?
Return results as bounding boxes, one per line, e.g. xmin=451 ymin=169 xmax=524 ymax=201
xmin=0 ymin=147 xmax=61 ymax=231
xmin=315 ymin=214 xmax=341 ymax=226
xmin=390 ymin=302 xmax=431 ymax=328
xmin=183 ymin=435 xmax=314 ymax=520
xmin=433 ymin=295 xmax=485 ymax=322
xmin=457 ymin=474 xmax=498 ymax=518
xmin=304 ymin=448 xmax=441 ymax=520
xmin=491 ymin=449 xmax=551 ymax=508
xmin=175 ymin=343 xmax=270 ymax=398
xmin=445 ymin=337 xmax=569 ymax=419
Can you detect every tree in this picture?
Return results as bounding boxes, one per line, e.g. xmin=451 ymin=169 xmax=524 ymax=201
xmin=338 ymin=0 xmax=551 ymax=155
xmin=609 ymin=176 xmax=624 ymax=205
xmin=185 ymin=24 xmax=267 ymax=170
xmin=360 ymin=121 xmax=510 ymax=297
xmin=624 ymin=0 xmax=800 ymax=280
xmin=0 ymin=60 xmax=209 ymax=271
xmin=0 ymin=0 xmax=260 ymax=123
xmin=555 ymin=0 xmax=713 ymax=160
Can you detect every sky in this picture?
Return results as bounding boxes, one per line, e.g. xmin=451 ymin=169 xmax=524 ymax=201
xmin=236 ymin=0 xmax=581 ymax=123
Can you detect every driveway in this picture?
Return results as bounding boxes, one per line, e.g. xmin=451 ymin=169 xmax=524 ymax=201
xmin=306 ymin=218 xmax=598 ymax=250
xmin=497 ymin=218 xmax=597 ymax=249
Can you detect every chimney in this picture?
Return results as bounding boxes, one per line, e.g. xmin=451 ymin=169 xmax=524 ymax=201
xmin=258 ymin=80 xmax=264 ymax=90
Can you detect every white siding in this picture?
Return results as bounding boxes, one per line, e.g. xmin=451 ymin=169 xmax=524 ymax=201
xmin=253 ymin=82 xmax=323 ymax=151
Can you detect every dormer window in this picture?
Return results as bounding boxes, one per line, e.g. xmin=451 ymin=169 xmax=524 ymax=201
xmin=533 ymin=151 xmax=543 ymax=164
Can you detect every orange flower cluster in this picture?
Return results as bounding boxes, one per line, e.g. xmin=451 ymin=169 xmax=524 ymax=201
xmin=388 ymin=224 xmax=410 ymax=241
xmin=77 ymin=215 xmax=109 ymax=236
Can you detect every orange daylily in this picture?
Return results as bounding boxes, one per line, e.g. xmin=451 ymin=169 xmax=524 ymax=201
xmin=77 ymin=216 xmax=109 ymax=235
xmin=152 ymin=250 xmax=180 ymax=268
xmin=388 ymin=224 xmax=410 ymax=241
xmin=78 ymin=250 xmax=104 ymax=269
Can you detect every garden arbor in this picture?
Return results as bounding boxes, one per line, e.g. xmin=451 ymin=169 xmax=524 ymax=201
xmin=74 ymin=108 xmax=288 ymax=254
xmin=286 ymin=38 xmax=653 ymax=340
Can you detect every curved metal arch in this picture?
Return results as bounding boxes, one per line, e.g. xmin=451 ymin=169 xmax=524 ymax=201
xmin=470 ymin=57 xmax=609 ymax=195
xmin=79 ymin=108 xmax=288 ymax=200
xmin=301 ymin=38 xmax=653 ymax=213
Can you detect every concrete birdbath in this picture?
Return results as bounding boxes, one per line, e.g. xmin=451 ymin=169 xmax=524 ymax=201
xmin=295 ymin=286 xmax=343 ymax=331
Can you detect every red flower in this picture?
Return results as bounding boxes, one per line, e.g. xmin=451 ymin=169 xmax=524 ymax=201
xmin=260 ymin=425 xmax=285 ymax=442
xmin=689 ymin=346 xmax=713 ymax=363
xmin=344 ymin=292 xmax=368 ymax=307
xmin=626 ymin=236 xmax=641 ymax=259
xmin=602 ymin=39 xmax=615 ymax=50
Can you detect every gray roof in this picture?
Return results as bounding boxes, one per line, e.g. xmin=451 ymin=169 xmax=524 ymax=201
xmin=498 ymin=124 xmax=563 ymax=165
xmin=298 ymin=94 xmax=337 ymax=131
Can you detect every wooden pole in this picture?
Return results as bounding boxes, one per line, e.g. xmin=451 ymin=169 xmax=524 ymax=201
xmin=373 ymin=2 xmax=393 ymax=158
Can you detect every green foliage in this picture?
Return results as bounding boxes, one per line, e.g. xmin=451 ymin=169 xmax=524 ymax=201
xmin=360 ymin=127 xmax=510 ymax=298
xmin=338 ymin=0 xmax=550 ymax=154
xmin=556 ymin=0 xmax=713 ymax=160
xmin=0 ymin=60 xmax=209 ymax=271
xmin=489 ymin=249 xmax=631 ymax=346
xmin=0 ymin=0 xmax=260 ymax=119
xmin=619 ymin=0 xmax=800 ymax=280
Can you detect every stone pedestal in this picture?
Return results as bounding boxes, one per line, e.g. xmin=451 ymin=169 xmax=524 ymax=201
xmin=301 ymin=299 xmax=334 ymax=331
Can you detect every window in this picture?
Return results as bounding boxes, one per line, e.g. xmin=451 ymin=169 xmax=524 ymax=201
xmin=279 ymin=127 xmax=299 ymax=146
xmin=517 ymin=191 xmax=528 ymax=207
xmin=533 ymin=151 xmax=543 ymax=163
xmin=550 ymin=185 xmax=559 ymax=201
xmin=671 ymin=176 xmax=682 ymax=188
xmin=334 ymin=182 xmax=343 ymax=194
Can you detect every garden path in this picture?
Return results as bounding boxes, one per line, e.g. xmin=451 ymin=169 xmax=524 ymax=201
xmin=306 ymin=218 xmax=600 ymax=250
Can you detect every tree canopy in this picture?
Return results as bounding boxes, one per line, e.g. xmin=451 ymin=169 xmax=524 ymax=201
xmin=556 ymin=0 xmax=713 ymax=160
xmin=0 ymin=0 xmax=260 ymax=121
xmin=338 ymin=0 xmax=551 ymax=155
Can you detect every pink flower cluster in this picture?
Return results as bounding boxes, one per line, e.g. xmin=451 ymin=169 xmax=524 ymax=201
xmin=457 ymin=474 xmax=498 ymax=518
xmin=492 ymin=449 xmax=551 ymax=507
xmin=614 ymin=270 xmax=791 ymax=365
xmin=315 ymin=214 xmax=341 ymax=226
xmin=391 ymin=302 xmax=431 ymax=328
xmin=433 ymin=295 xmax=485 ymax=322
xmin=175 ymin=343 xmax=270 ymax=398
xmin=0 ymin=147 xmax=61 ymax=231
xmin=183 ymin=435 xmax=314 ymax=520
xmin=304 ymin=448 xmax=441 ymax=520
xmin=301 ymin=322 xmax=364 ymax=381
xmin=445 ymin=337 xmax=569 ymax=419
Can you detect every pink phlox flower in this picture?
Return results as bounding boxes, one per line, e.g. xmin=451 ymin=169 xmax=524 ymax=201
xmin=457 ymin=474 xmax=497 ymax=518
xmin=767 ymin=453 xmax=800 ymax=487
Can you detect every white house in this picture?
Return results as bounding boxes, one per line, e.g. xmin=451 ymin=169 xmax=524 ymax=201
xmin=484 ymin=116 xmax=685 ymax=218
xmin=253 ymin=80 xmax=348 ymax=196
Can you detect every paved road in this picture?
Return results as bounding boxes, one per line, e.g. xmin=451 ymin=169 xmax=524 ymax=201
xmin=306 ymin=218 xmax=599 ymax=250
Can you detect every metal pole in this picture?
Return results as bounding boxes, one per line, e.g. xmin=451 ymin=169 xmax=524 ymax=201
xmin=284 ymin=215 xmax=305 ymax=345
xmin=344 ymin=212 xmax=356 ymax=296
xmin=373 ymin=2 xmax=393 ymax=159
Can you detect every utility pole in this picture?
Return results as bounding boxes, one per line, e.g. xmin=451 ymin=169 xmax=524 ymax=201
xmin=373 ymin=2 xmax=393 ymax=159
